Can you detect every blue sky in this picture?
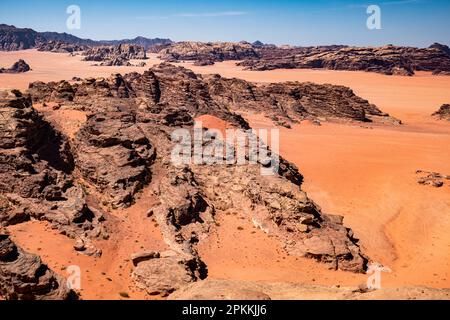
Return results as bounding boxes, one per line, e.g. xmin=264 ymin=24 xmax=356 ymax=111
xmin=1 ymin=0 xmax=449 ymax=46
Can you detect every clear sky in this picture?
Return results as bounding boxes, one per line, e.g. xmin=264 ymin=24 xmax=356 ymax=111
xmin=1 ymin=0 xmax=449 ymax=47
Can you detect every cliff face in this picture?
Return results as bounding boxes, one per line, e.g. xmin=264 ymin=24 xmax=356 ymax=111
xmin=0 ymin=24 xmax=172 ymax=52
xmin=0 ymin=24 xmax=44 ymax=51
xmin=238 ymin=45 xmax=450 ymax=75
xmin=157 ymin=41 xmax=450 ymax=76
xmin=158 ymin=41 xmax=260 ymax=63
xmin=82 ymin=44 xmax=147 ymax=66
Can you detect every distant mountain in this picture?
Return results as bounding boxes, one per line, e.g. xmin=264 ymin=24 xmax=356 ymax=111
xmin=99 ymin=36 xmax=173 ymax=50
xmin=39 ymin=31 xmax=97 ymax=46
xmin=0 ymin=24 xmax=172 ymax=51
xmin=0 ymin=24 xmax=43 ymax=50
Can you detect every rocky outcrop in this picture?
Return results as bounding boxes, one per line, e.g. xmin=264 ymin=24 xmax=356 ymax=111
xmin=429 ymin=43 xmax=450 ymax=57
xmin=73 ymin=111 xmax=156 ymax=208
xmin=416 ymin=170 xmax=450 ymax=188
xmin=0 ymin=232 xmax=75 ymax=300
xmin=238 ymin=45 xmax=450 ymax=75
xmin=432 ymin=104 xmax=450 ymax=120
xmin=36 ymin=41 xmax=88 ymax=53
xmin=83 ymin=44 xmax=147 ymax=66
xmin=158 ymin=41 xmax=259 ymax=64
xmin=0 ymin=24 xmax=172 ymax=52
xmin=0 ymin=59 xmax=31 ymax=73
xmin=0 ymin=90 xmax=107 ymax=252
xmin=132 ymin=250 xmax=206 ymax=297
xmin=205 ymin=75 xmax=399 ymax=126
xmin=26 ymin=64 xmax=373 ymax=278
xmin=0 ymin=24 xmax=43 ymax=51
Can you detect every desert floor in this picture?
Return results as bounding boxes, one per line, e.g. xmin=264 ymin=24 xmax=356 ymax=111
xmin=1 ymin=50 xmax=449 ymax=299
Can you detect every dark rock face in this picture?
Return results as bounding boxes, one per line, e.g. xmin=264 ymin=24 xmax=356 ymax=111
xmin=238 ymin=45 xmax=450 ymax=75
xmin=0 ymin=233 xmax=75 ymax=300
xmin=74 ymin=111 xmax=156 ymax=207
xmin=83 ymin=44 xmax=147 ymax=66
xmin=0 ymin=24 xmax=172 ymax=52
xmin=0 ymin=24 xmax=43 ymax=51
xmin=432 ymin=104 xmax=450 ymax=120
xmin=429 ymin=43 xmax=450 ymax=56
xmin=26 ymin=64 xmax=374 ymax=276
xmin=205 ymin=75 xmax=398 ymax=126
xmin=0 ymin=59 xmax=31 ymax=73
xmin=0 ymin=90 xmax=107 ymax=250
xmin=36 ymin=41 xmax=88 ymax=53
xmin=158 ymin=41 xmax=450 ymax=76
xmin=158 ymin=41 xmax=259 ymax=65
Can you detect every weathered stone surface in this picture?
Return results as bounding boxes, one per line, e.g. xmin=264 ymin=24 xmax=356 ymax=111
xmin=205 ymin=75 xmax=399 ymax=126
xmin=36 ymin=41 xmax=88 ymax=53
xmin=73 ymin=111 xmax=156 ymax=208
xmin=132 ymin=250 xmax=205 ymax=297
xmin=432 ymin=104 xmax=450 ymax=121
xmin=0 ymin=59 xmax=31 ymax=73
xmin=83 ymin=44 xmax=147 ymax=66
xmin=0 ymin=233 xmax=76 ymax=300
xmin=158 ymin=41 xmax=259 ymax=64
xmin=0 ymin=24 xmax=43 ymax=51
xmin=0 ymin=90 xmax=107 ymax=247
xmin=238 ymin=45 xmax=450 ymax=75
xmin=25 ymin=64 xmax=371 ymax=277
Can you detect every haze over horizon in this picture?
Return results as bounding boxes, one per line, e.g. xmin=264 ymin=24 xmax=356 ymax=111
xmin=1 ymin=0 xmax=450 ymax=47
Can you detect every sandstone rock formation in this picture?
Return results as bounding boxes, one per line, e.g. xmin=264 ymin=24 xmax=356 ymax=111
xmin=36 ymin=41 xmax=88 ymax=53
xmin=157 ymin=41 xmax=450 ymax=75
xmin=132 ymin=250 xmax=206 ymax=297
xmin=238 ymin=45 xmax=450 ymax=75
xmin=432 ymin=104 xmax=450 ymax=120
xmin=0 ymin=24 xmax=43 ymax=51
xmin=83 ymin=44 xmax=147 ymax=66
xmin=429 ymin=43 xmax=450 ymax=56
xmin=0 ymin=232 xmax=75 ymax=300
xmin=0 ymin=90 xmax=107 ymax=254
xmin=158 ymin=41 xmax=259 ymax=64
xmin=0 ymin=59 xmax=31 ymax=73
xmin=205 ymin=75 xmax=399 ymax=126
xmin=0 ymin=24 xmax=172 ymax=52
xmin=25 ymin=64 xmax=376 ymax=280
